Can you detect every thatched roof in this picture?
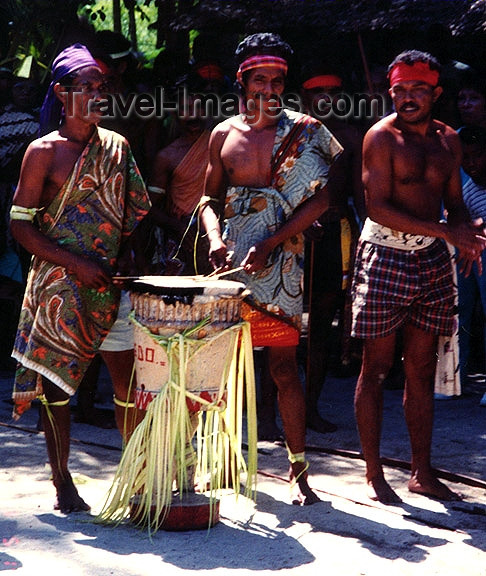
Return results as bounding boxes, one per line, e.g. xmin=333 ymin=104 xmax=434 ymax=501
xmin=172 ymin=0 xmax=486 ymax=36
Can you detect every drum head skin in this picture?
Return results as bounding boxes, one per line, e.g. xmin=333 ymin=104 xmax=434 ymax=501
xmin=128 ymin=275 xmax=247 ymax=304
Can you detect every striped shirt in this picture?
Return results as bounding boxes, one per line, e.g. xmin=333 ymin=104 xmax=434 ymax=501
xmin=462 ymin=176 xmax=486 ymax=220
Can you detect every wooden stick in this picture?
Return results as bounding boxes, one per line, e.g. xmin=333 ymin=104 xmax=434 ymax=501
xmin=201 ymin=266 xmax=245 ymax=280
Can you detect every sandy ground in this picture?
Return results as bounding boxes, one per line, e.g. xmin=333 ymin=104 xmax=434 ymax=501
xmin=1 ymin=366 xmax=485 ymax=575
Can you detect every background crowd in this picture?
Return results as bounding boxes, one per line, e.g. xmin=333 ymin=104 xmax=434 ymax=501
xmin=1 ymin=9 xmax=486 ymax=424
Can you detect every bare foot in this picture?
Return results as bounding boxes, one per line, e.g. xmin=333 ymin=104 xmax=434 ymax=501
xmin=54 ymin=476 xmax=91 ymax=513
xmin=367 ymin=476 xmax=402 ymax=504
xmin=306 ymin=414 xmax=338 ymax=434
xmin=408 ymin=474 xmax=463 ymax=501
xmin=289 ymin=462 xmax=321 ymax=506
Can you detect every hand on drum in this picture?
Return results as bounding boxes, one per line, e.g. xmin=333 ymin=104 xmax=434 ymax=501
xmin=209 ymin=239 xmax=232 ymax=272
xmin=241 ymin=240 xmax=273 ymax=274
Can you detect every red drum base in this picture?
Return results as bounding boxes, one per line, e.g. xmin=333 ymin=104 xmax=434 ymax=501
xmin=129 ymin=492 xmax=220 ymax=531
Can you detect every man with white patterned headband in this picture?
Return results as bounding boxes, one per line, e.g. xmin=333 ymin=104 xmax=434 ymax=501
xmin=351 ymin=49 xmax=486 ymax=504
xmin=200 ymin=33 xmax=342 ymax=505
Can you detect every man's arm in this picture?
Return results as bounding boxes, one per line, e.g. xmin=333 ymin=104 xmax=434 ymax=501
xmin=200 ymin=126 xmax=229 ymax=270
xmin=442 ymin=130 xmax=486 ymax=271
xmin=362 ymin=126 xmax=450 ymax=238
xmin=11 ymin=141 xmax=112 ymax=288
xmin=241 ymin=183 xmax=330 ymax=273
xmin=146 ymin=149 xmax=182 ymax=231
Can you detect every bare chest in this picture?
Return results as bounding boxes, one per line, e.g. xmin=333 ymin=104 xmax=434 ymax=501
xmin=393 ymin=133 xmax=453 ymax=186
xmin=42 ymin=143 xmax=86 ymax=206
xmin=221 ymin=126 xmax=276 ymax=187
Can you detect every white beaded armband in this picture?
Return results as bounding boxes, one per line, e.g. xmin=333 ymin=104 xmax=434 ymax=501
xmin=10 ymin=205 xmax=40 ymax=222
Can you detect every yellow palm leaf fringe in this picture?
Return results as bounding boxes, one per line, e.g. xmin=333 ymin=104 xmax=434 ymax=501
xmin=95 ymin=319 xmax=257 ymax=534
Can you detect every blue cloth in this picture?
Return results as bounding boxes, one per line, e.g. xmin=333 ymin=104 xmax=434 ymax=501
xmin=457 ymin=176 xmax=486 ymax=377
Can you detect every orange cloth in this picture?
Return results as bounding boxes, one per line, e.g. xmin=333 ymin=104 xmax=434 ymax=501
xmin=241 ymin=301 xmax=300 ymax=347
xmin=168 ymin=130 xmax=210 ymax=219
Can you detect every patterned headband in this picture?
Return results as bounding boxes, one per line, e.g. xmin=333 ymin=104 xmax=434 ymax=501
xmin=236 ymin=55 xmax=288 ymax=85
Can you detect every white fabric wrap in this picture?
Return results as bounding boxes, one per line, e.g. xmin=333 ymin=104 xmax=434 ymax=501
xmin=360 ymin=218 xmax=436 ymax=250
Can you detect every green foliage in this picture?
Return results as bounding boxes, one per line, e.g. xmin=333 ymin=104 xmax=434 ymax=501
xmin=79 ymin=0 xmax=158 ymax=60
xmin=1 ymin=0 xmax=84 ymax=77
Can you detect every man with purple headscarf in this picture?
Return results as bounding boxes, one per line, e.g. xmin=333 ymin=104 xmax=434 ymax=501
xmin=9 ymin=44 xmax=151 ymax=513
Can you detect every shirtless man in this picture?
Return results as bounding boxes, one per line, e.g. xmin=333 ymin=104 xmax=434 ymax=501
xmin=10 ymin=44 xmax=150 ymax=513
xmin=200 ymin=33 xmax=342 ymax=505
xmin=146 ymin=77 xmax=212 ymax=275
xmin=351 ymin=50 xmax=486 ymax=504
xmin=300 ymin=67 xmax=366 ymax=433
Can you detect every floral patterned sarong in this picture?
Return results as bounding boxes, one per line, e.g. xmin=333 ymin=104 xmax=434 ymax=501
xmin=12 ymin=127 xmax=150 ymax=415
xmin=224 ymin=110 xmax=342 ymax=335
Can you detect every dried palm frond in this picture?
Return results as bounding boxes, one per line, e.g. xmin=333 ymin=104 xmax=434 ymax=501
xmin=96 ymin=320 xmax=257 ymax=535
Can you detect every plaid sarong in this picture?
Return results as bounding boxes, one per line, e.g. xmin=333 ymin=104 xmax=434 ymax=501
xmin=351 ymin=238 xmax=455 ymax=338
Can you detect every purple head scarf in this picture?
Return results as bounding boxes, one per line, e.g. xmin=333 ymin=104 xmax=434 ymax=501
xmin=39 ymin=43 xmax=98 ymax=136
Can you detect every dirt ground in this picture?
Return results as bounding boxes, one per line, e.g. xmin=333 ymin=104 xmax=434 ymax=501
xmin=1 ymin=364 xmax=485 ymax=575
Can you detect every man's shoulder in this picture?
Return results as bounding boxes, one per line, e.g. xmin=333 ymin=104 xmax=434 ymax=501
xmin=154 ymin=136 xmax=187 ymax=169
xmin=97 ymin=126 xmax=129 ymax=147
xmin=282 ymin=108 xmax=320 ymax=128
xmin=363 ymin=115 xmax=397 ymax=144
xmin=208 ymin=116 xmax=242 ymax=149
xmin=211 ymin=115 xmax=241 ymax=133
xmin=24 ymin=132 xmax=58 ymax=158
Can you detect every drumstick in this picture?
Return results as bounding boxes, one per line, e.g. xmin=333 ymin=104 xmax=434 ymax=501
xmin=112 ymin=276 xmax=140 ymax=282
xmin=203 ymin=266 xmax=245 ymax=280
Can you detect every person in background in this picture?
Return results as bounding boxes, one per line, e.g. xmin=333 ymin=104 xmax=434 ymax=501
xmin=0 ymin=73 xmax=40 ymax=370
xmin=144 ymin=73 xmax=214 ymax=276
xmin=300 ymin=65 xmax=365 ymax=433
xmin=456 ymin=74 xmax=486 ymax=129
xmin=457 ymin=125 xmax=486 ymax=406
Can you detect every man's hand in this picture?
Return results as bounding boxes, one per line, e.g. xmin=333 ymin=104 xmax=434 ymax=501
xmin=208 ymin=237 xmax=231 ymax=271
xmin=241 ymin=239 xmax=273 ymax=274
xmin=448 ymin=218 xmax=486 ymax=277
xmin=70 ymin=257 xmax=112 ymax=289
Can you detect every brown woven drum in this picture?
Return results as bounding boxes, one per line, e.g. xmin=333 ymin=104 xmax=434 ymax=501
xmin=125 ymin=276 xmax=248 ymax=531
xmin=130 ymin=275 xmax=246 ymax=336
xmin=128 ymin=276 xmax=247 ymax=412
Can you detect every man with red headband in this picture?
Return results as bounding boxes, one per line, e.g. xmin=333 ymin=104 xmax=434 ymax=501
xmin=300 ymin=67 xmax=366 ymax=435
xmin=200 ymin=33 xmax=342 ymax=505
xmin=351 ymin=50 xmax=486 ymax=504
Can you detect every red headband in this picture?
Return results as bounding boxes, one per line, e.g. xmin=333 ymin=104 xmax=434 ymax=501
xmin=236 ymin=55 xmax=288 ymax=85
xmin=195 ymin=64 xmax=224 ymax=82
xmin=302 ymin=74 xmax=342 ymax=91
xmin=388 ymin=61 xmax=439 ymax=87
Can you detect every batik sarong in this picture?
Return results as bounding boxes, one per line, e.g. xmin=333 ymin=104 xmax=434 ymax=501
xmin=167 ymin=129 xmax=210 ymax=219
xmin=224 ymin=109 xmax=342 ymax=340
xmin=12 ymin=127 xmax=151 ymax=416
xmin=150 ymin=130 xmax=212 ymax=276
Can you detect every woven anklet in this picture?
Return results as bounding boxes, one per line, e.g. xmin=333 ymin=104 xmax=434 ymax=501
xmin=286 ymin=444 xmax=309 ymax=484
xmin=113 ymin=395 xmax=135 ymax=409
